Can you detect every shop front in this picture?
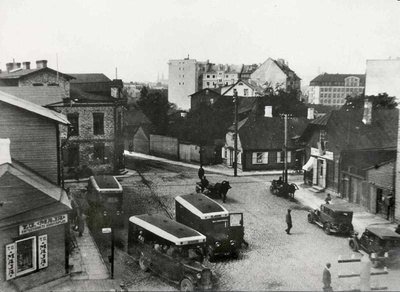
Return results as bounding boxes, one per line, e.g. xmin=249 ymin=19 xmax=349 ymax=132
xmin=305 ymin=147 xmax=334 ymax=189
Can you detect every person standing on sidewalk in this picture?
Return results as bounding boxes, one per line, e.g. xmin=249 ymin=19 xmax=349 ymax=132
xmin=325 ymin=193 xmax=332 ymax=204
xmin=285 ymin=209 xmax=292 ymax=235
xmin=322 ymin=262 xmax=332 ymax=292
xmin=198 ymin=166 xmax=205 ymax=180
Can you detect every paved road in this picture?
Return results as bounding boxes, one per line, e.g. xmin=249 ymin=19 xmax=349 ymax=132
xmin=81 ymin=156 xmax=399 ymax=291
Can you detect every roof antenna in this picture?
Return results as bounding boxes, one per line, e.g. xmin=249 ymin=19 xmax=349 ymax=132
xmin=115 ymin=67 xmax=118 ymax=79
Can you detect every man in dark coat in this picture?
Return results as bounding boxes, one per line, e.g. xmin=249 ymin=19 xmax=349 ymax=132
xmin=201 ymin=176 xmax=209 ymax=193
xmin=285 ymin=209 xmax=292 ymax=234
xmin=322 ymin=262 xmax=332 ymax=291
xmin=198 ymin=166 xmax=205 ymax=180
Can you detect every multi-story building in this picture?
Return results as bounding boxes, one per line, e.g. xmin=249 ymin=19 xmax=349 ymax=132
xmin=169 ymin=56 xmax=301 ymax=110
xmin=168 ymin=58 xmax=211 ymax=110
xmin=308 ymin=73 xmax=365 ymax=107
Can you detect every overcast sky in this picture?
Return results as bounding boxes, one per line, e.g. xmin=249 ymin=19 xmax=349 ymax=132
xmin=1 ymin=0 xmax=400 ymax=86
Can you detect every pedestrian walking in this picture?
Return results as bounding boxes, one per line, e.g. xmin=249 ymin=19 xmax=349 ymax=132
xmin=285 ymin=209 xmax=292 ymax=235
xmin=322 ymin=262 xmax=333 ymax=292
xmin=201 ymin=176 xmax=209 ymax=193
xmin=325 ymin=193 xmax=332 ymax=204
xmin=77 ymin=211 xmax=85 ymax=237
xmin=198 ymin=166 xmax=205 ymax=180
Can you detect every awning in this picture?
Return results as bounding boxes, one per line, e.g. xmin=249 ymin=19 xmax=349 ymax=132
xmin=302 ymin=157 xmax=316 ymax=171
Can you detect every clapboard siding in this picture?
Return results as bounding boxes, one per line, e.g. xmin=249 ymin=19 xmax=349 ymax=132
xmin=0 ymin=102 xmax=59 ymax=183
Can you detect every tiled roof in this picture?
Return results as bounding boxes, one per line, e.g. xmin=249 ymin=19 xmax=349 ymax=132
xmin=231 ymin=115 xmax=308 ymax=150
xmin=310 ymin=73 xmax=366 ymax=84
xmin=0 ymin=67 xmax=75 ymax=80
xmin=302 ymin=108 xmax=398 ymax=150
xmin=0 ymin=90 xmax=69 ymax=124
xmin=0 ymin=160 xmax=71 ymax=225
xmin=69 ymin=73 xmax=111 ymax=83
xmin=0 ymin=86 xmax=66 ymax=106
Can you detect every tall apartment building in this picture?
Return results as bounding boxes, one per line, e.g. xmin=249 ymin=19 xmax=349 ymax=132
xmin=168 ymin=58 xmax=211 ymax=110
xmin=308 ymin=73 xmax=365 ymax=108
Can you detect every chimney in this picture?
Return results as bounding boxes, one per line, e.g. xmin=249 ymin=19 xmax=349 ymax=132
xmin=307 ymin=108 xmax=315 ymax=120
xmin=362 ymin=99 xmax=372 ymax=125
xmin=23 ymin=61 xmax=31 ymax=70
xmin=277 ymin=58 xmax=285 ymax=65
xmin=264 ymin=106 xmax=273 ymax=117
xmin=6 ymin=63 xmax=13 ymax=72
xmin=36 ymin=60 xmax=48 ymax=69
xmin=0 ymin=138 xmax=12 ymax=165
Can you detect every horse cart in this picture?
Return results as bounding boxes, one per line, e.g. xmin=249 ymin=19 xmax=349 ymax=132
xmin=269 ymin=179 xmax=298 ymax=200
xmin=196 ymin=180 xmax=231 ymax=203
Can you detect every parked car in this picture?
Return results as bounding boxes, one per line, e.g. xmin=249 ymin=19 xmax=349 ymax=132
xmin=128 ymin=214 xmax=213 ymax=291
xmin=348 ymin=226 xmax=400 ymax=268
xmin=307 ymin=204 xmax=354 ymax=235
xmin=175 ymin=193 xmax=248 ymax=262
xmin=86 ymin=175 xmax=124 ymax=227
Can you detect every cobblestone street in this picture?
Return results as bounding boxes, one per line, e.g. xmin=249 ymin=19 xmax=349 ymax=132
xmin=68 ymin=156 xmax=400 ymax=291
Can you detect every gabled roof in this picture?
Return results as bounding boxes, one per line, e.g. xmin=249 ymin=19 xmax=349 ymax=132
xmin=123 ymin=108 xmax=152 ymax=126
xmin=0 ymin=86 xmax=66 ymax=106
xmin=0 ymin=90 xmax=69 ymax=124
xmin=238 ymin=97 xmax=256 ymax=114
xmin=69 ymin=73 xmax=111 ymax=83
xmin=221 ymin=79 xmax=263 ymax=96
xmin=272 ymin=59 xmax=301 ymax=80
xmin=0 ymin=160 xmax=71 ymax=227
xmin=230 ymin=116 xmax=308 ymax=150
xmin=0 ymin=67 xmax=75 ymax=80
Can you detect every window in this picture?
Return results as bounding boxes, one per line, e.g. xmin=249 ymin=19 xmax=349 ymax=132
xmin=210 ymin=98 xmax=214 ymax=105
xmin=64 ymin=146 xmax=80 ymax=167
xmin=252 ymin=152 xmax=268 ymax=164
xmin=244 ymin=89 xmax=248 ymax=96
xmin=207 ymin=75 xmax=210 ymax=78
xmin=67 ymin=114 xmax=79 ymax=136
xmin=206 ymin=82 xmax=210 ymax=86
xmin=33 ymin=83 xmax=44 ymax=86
xmin=48 ymin=83 xmax=59 ymax=86
xmin=16 ymin=237 xmax=36 ymax=276
xmin=212 ymin=75 xmax=216 ymax=78
xmin=94 ymin=143 xmax=106 ymax=164
xmin=277 ymin=151 xmax=291 ymax=163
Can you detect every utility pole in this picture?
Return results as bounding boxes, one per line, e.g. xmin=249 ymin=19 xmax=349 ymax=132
xmin=233 ymin=89 xmax=238 ymax=177
xmin=283 ymin=114 xmax=288 ymax=183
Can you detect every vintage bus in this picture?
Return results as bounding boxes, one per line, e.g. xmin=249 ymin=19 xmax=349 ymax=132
xmin=128 ymin=214 xmax=213 ymax=291
xmin=86 ymin=175 xmax=124 ymax=227
xmin=175 ymin=193 xmax=247 ymax=262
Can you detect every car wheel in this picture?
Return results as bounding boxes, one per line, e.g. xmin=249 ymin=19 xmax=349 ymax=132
xmin=138 ymin=253 xmax=149 ymax=272
xmin=307 ymin=214 xmax=314 ymax=224
xmin=324 ymin=224 xmax=331 ymax=235
xmin=349 ymin=239 xmax=358 ymax=251
xmin=180 ymin=278 xmax=194 ymax=291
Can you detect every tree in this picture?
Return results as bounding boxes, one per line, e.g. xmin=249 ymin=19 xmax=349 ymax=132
xmin=343 ymin=93 xmax=397 ymax=110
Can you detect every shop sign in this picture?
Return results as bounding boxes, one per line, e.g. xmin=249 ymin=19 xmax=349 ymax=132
xmin=6 ymin=243 xmax=16 ymax=280
xmin=311 ymin=147 xmax=333 ymax=160
xmin=38 ymin=235 xmax=48 ymax=269
xmin=19 ymin=214 xmax=68 ymax=235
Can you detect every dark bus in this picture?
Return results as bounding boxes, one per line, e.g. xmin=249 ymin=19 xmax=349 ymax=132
xmin=175 ymin=193 xmax=246 ymax=261
xmin=86 ymin=175 xmax=124 ymax=227
xmin=128 ymin=214 xmax=213 ymax=291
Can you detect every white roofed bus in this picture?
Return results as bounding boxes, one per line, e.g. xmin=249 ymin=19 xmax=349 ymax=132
xmin=175 ymin=193 xmax=248 ymax=262
xmin=128 ymin=214 xmax=213 ymax=291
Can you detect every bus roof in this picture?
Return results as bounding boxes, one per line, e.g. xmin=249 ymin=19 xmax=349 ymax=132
xmin=129 ymin=214 xmax=206 ymax=245
xmin=176 ymin=193 xmax=229 ymax=220
xmin=89 ymin=175 xmax=122 ymax=193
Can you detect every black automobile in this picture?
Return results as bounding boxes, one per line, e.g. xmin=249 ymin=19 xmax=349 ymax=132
xmin=307 ymin=204 xmax=354 ymax=235
xmin=348 ymin=226 xmax=400 ymax=268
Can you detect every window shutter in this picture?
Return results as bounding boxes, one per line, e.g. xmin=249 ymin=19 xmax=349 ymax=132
xmin=237 ymin=151 xmax=242 ymax=164
xmin=221 ymin=148 xmax=225 ymax=159
xmin=277 ymin=151 xmax=281 ymax=163
xmin=262 ymin=152 xmax=269 ymax=164
xmin=287 ymin=151 xmax=292 ymax=163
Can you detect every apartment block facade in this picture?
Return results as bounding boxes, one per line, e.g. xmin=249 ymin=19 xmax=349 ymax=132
xmin=308 ymin=73 xmax=365 ymax=107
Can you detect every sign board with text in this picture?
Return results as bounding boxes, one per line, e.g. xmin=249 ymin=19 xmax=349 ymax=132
xmin=19 ymin=214 xmax=68 ymax=235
